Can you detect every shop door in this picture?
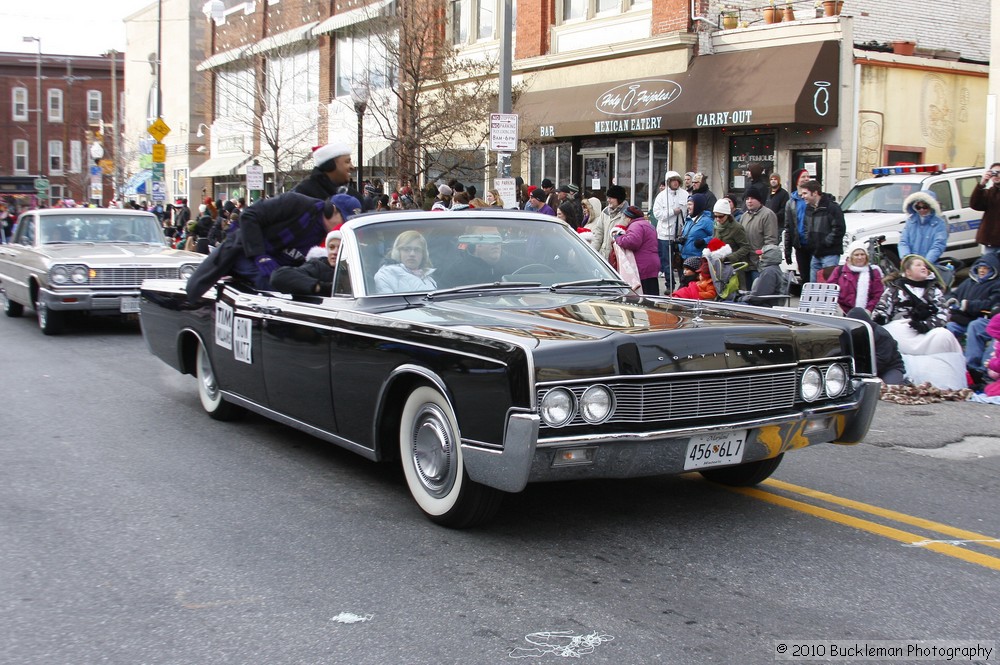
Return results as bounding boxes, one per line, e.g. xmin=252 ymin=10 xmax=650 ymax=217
xmin=791 ymin=150 xmax=824 ymax=188
xmin=583 ymin=155 xmax=611 ymax=196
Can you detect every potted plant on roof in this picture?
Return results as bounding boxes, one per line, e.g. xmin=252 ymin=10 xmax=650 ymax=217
xmin=721 ymin=4 xmax=739 ymax=29
xmin=783 ymin=2 xmax=795 ymax=21
xmin=763 ymin=0 xmax=781 ymax=24
xmin=822 ymin=0 xmax=843 ymax=15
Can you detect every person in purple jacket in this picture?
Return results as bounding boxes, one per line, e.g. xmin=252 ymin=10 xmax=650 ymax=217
xmin=613 ymin=205 xmax=661 ymax=295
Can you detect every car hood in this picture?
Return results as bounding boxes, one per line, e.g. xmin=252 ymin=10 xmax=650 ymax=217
xmin=37 ymin=244 xmax=202 ymax=264
xmin=844 ymin=210 xmax=905 ymax=237
xmin=384 ymin=292 xmax=846 ymax=377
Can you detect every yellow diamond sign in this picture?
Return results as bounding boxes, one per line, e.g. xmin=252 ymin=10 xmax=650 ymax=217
xmin=147 ymin=118 xmax=171 ymax=142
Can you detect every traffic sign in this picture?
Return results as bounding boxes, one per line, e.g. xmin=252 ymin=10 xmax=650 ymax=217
xmin=489 ymin=113 xmax=519 ymax=152
xmin=494 ymin=178 xmax=518 ymax=210
xmin=98 ymin=159 xmax=114 ymax=175
xmin=246 ymin=164 xmax=264 ymax=191
xmin=152 ymin=142 xmax=166 ymax=163
xmin=147 ymin=118 xmax=171 ymax=142
xmin=33 ymin=177 xmax=50 ymax=192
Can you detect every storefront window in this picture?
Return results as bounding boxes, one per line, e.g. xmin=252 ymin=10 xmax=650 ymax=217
xmin=728 ymin=133 xmax=775 ymax=193
xmin=613 ymin=138 xmax=668 ymax=210
xmin=529 ymin=143 xmax=573 ymax=189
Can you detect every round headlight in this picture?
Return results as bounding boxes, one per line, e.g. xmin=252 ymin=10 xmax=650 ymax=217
xmin=179 ymin=264 xmax=197 ymax=280
xmin=50 ymin=266 xmax=69 ymax=284
xmin=579 ymin=385 xmax=614 ymax=424
xmin=71 ymin=266 xmax=89 ymax=284
xmin=540 ymin=388 xmax=576 ymax=427
xmin=825 ymin=364 xmax=847 ymax=398
xmin=800 ymin=366 xmax=823 ymax=402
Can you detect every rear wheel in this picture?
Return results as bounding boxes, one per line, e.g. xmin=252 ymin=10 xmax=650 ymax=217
xmin=35 ymin=301 xmax=64 ymax=335
xmin=700 ymin=454 xmax=784 ymax=486
xmin=399 ymin=386 xmax=503 ymax=528
xmin=2 ymin=292 xmax=23 ymax=317
xmin=196 ymin=341 xmax=243 ymax=420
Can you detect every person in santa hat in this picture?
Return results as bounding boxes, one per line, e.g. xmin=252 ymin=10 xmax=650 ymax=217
xmin=292 ymin=142 xmax=361 ymax=202
xmin=271 ymin=226 xmax=345 ymax=296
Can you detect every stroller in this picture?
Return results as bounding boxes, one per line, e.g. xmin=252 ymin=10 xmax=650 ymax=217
xmin=704 ymin=255 xmax=748 ymax=301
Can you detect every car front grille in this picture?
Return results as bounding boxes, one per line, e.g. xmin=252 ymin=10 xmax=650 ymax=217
xmin=538 ymin=369 xmax=798 ymax=427
xmin=86 ymin=267 xmax=179 ymax=287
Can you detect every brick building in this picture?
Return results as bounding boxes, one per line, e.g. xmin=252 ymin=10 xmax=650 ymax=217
xmin=0 ymin=51 xmax=123 ymax=207
xmin=182 ymin=0 xmax=991 ymax=204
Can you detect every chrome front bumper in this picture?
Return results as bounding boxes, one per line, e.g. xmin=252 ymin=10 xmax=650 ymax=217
xmin=39 ymin=287 xmax=140 ymax=312
xmin=462 ymin=377 xmax=882 ymax=493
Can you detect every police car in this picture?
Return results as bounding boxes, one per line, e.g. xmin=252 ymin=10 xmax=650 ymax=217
xmin=841 ymin=164 xmax=983 ymax=268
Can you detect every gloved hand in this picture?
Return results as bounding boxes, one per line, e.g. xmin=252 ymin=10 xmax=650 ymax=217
xmin=909 ymin=301 xmax=932 ymax=321
xmin=694 ymin=238 xmax=707 ymax=250
xmin=255 ymin=255 xmax=280 ymax=277
xmin=908 ymin=318 xmax=932 ymax=334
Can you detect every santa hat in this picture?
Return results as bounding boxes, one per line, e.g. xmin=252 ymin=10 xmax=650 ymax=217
xmin=312 ymin=143 xmax=352 ymax=169
xmin=703 ymin=237 xmax=732 ymax=260
xmin=326 ymin=224 xmax=344 ymax=244
xmin=306 ymin=225 xmax=344 ymax=260
xmin=575 ymin=227 xmax=594 ymax=242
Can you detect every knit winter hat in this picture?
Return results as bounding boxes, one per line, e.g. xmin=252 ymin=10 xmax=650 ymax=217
xmin=712 ymin=198 xmax=733 ymax=216
xmin=683 ymin=257 xmax=702 ymax=272
xmin=622 ymin=205 xmax=644 ymax=219
xmin=606 ymin=185 xmax=627 ymax=201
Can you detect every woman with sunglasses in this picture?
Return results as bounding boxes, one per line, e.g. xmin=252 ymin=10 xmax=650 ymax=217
xmin=898 ymin=191 xmax=948 ymax=266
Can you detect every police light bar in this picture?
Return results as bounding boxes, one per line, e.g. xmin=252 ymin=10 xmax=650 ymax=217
xmin=872 ymin=163 xmax=947 ymax=176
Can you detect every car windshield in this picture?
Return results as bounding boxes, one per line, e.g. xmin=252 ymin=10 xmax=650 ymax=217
xmin=840 ymin=182 xmax=921 ymax=213
xmin=40 ymin=214 xmax=166 ymax=244
xmin=353 ymin=215 xmax=622 ymax=296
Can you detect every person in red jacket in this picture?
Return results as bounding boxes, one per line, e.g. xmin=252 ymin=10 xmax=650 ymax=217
xmin=970 ymin=164 xmax=1000 ymax=258
xmin=671 ymin=257 xmax=717 ymax=300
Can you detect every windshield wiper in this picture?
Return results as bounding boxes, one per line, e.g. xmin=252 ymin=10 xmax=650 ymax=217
xmin=856 ymin=208 xmax=891 ymax=213
xmin=551 ymin=278 xmax=630 ymax=290
xmin=426 ymin=281 xmax=542 ymax=299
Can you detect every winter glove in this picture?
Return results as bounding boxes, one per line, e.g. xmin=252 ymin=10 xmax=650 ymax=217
xmin=694 ymin=238 xmax=707 ymax=250
xmin=908 ymin=301 xmax=932 ymax=321
xmin=908 ymin=318 xmax=933 ymax=334
xmin=255 ymin=255 xmax=280 ymax=278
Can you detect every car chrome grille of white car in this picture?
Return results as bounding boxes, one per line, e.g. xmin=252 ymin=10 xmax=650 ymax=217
xmin=86 ymin=267 xmax=179 ymax=286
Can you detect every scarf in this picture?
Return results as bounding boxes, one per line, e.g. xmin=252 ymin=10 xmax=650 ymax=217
xmin=848 ymin=262 xmax=870 ymax=309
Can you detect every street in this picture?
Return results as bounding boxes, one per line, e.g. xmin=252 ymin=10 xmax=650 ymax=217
xmin=1 ymin=312 xmax=999 ymax=665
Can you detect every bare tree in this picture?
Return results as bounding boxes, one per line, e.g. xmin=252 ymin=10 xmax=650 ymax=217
xmin=358 ymin=0 xmax=525 ymax=189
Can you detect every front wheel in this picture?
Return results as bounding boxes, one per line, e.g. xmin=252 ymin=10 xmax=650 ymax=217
xmin=196 ymin=340 xmax=243 ymax=421
xmin=35 ymin=301 xmax=64 ymax=335
xmin=2 ymin=292 xmax=23 ymax=318
xmin=399 ymin=386 xmax=503 ymax=528
xmin=700 ymin=454 xmax=784 ymax=486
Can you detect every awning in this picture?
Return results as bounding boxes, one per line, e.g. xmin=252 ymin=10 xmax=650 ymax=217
xmin=123 ymin=170 xmax=151 ymax=196
xmin=352 ymin=138 xmax=394 ymax=168
xmin=190 ymin=153 xmax=254 ymax=178
xmin=516 ymin=41 xmax=840 ymax=139
xmin=312 ymin=0 xmax=394 ymax=35
xmin=197 ymin=22 xmax=318 ymax=70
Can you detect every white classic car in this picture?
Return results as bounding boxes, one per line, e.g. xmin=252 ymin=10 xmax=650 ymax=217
xmin=0 ymin=208 xmax=203 ymax=335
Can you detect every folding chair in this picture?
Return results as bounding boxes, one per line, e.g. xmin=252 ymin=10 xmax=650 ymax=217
xmin=797 ymin=282 xmax=841 ymax=315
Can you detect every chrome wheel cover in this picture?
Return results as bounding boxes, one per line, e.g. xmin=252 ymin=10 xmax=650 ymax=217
xmin=409 ymin=404 xmax=457 ymax=499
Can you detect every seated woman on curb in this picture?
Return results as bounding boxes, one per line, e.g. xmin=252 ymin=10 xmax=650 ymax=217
xmin=872 ymin=255 xmax=960 ymax=355
xmin=872 ymin=254 xmax=964 ymax=388
xmin=374 ymin=230 xmax=437 ymax=293
xmin=827 ymin=247 xmax=885 ymax=315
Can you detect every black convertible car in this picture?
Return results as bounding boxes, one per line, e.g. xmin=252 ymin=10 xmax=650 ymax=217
xmin=141 ymin=210 xmax=880 ymax=527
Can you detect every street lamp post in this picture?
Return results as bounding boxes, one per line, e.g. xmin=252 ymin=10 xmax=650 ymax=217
xmin=351 ymin=84 xmax=370 ymax=188
xmin=22 ymin=36 xmax=42 ymax=180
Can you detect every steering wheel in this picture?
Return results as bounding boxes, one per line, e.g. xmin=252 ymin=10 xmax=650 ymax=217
xmin=511 ymin=263 xmax=557 ymax=275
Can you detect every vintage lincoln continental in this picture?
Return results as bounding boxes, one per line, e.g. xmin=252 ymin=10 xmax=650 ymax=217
xmin=140 ymin=210 xmax=880 ymax=527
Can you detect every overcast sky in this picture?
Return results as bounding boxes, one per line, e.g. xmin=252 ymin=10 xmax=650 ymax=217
xmin=0 ymin=1 xmax=156 ymax=56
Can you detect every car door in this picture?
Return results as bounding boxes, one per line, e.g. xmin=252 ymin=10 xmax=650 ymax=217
xmin=0 ymin=212 xmax=38 ymax=307
xmin=208 ymin=285 xmax=269 ymax=406
xmin=927 ymin=174 xmax=980 ymax=260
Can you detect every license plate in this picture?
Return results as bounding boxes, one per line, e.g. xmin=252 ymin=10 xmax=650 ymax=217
xmin=683 ymin=430 xmax=748 ymax=470
xmin=120 ymin=296 xmax=141 ymax=313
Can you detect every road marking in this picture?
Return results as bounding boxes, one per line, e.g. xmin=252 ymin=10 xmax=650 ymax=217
xmin=762 ymin=478 xmax=1000 ymax=553
xmin=725 ymin=485 xmax=1000 ymax=572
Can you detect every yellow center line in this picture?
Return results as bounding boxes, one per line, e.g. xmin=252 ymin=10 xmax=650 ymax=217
xmin=762 ymin=478 xmax=1000 ymax=552
xmin=727 ymin=486 xmax=1000 ymax=572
